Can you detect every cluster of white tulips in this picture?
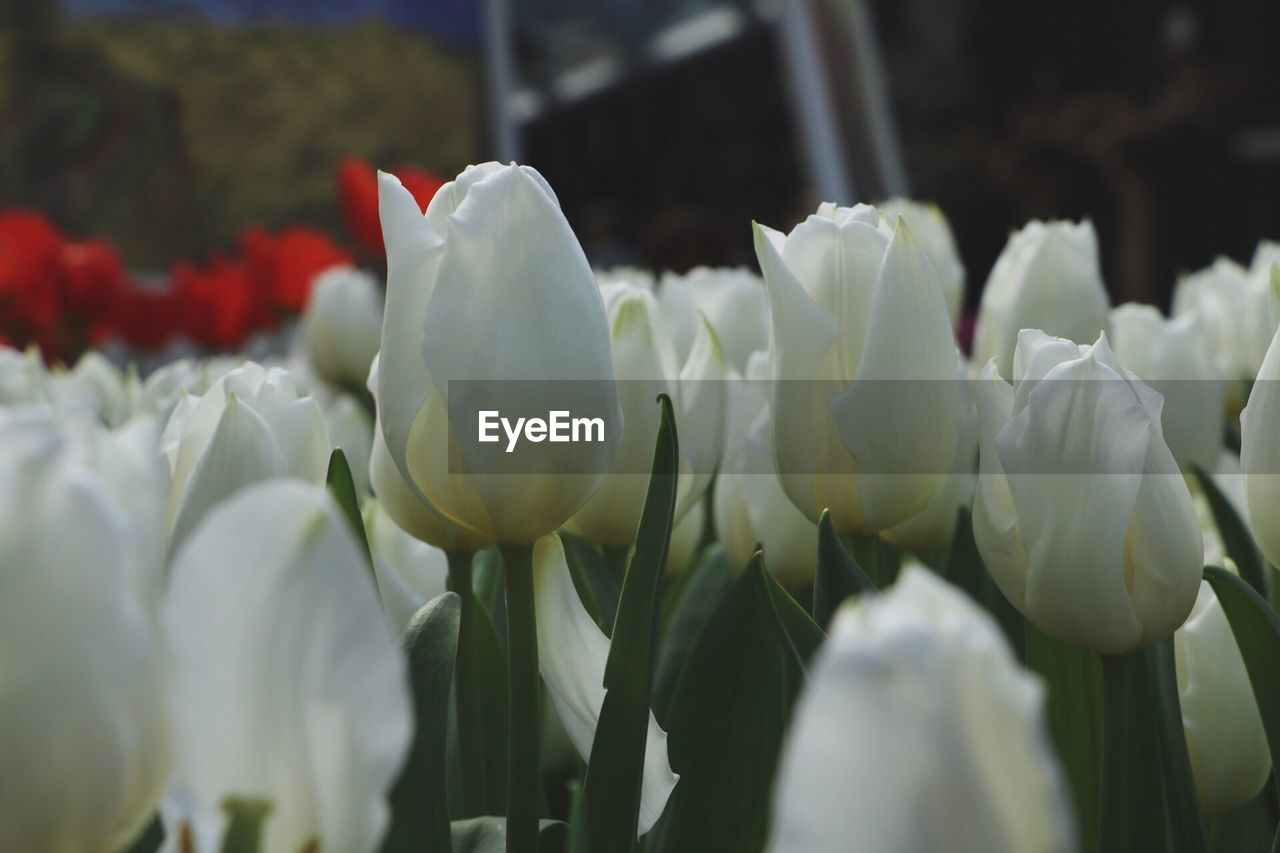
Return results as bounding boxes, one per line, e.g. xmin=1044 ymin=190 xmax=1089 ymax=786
xmin=5 ymin=159 xmax=1280 ymax=853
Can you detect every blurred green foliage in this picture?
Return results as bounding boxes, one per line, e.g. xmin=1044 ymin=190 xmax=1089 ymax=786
xmin=0 ymin=10 xmax=479 ymax=266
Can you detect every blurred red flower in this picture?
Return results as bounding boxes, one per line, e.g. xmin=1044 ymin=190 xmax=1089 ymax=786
xmin=336 ymin=156 xmax=444 ymax=257
xmin=239 ymin=226 xmax=352 ymax=314
xmin=0 ymin=210 xmax=64 ymax=340
xmin=173 ymin=255 xmax=264 ymax=349
xmin=56 ymin=241 xmax=126 ymax=318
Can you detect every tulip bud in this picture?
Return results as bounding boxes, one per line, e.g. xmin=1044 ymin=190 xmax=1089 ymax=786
xmin=665 ymin=496 xmax=706 ymax=575
xmin=769 ymin=568 xmax=1074 ymax=853
xmin=714 ymin=350 xmax=817 ymax=585
xmin=161 ymin=362 xmax=332 ymax=551
xmin=324 ymin=393 xmax=374 ymax=494
xmin=366 ymin=497 xmax=448 ymax=635
xmin=877 ymin=198 xmax=965 ymax=327
xmin=1107 ymin=304 xmax=1223 ymax=473
xmin=376 ymin=163 xmax=622 ymax=544
xmin=164 ymin=480 xmax=412 ymax=853
xmin=565 ymin=282 xmax=725 ymax=546
xmin=0 ymin=345 xmax=50 ymax=405
xmin=657 ymin=266 xmax=770 ymax=374
xmin=302 ymin=266 xmax=383 ymax=390
xmin=0 ymin=417 xmax=170 ymax=853
xmin=973 ymin=330 xmax=1202 ymax=654
xmin=974 ymin=220 xmax=1110 ymax=380
xmin=1241 ymin=324 xmax=1280 ymax=568
xmin=753 ymin=207 xmax=961 ymax=533
xmin=57 ymin=351 xmax=133 ymax=427
xmin=1175 ymin=580 xmax=1271 ymax=817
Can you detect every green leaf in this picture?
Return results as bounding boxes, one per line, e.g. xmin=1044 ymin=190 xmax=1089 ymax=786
xmin=448 ymin=551 xmax=509 ymax=818
xmin=1194 ymin=467 xmax=1267 ymax=597
xmin=449 ymin=818 xmax=567 ymax=853
xmin=219 ymin=797 xmax=273 ymax=853
xmin=577 ymin=395 xmax=679 ymax=852
xmin=650 ymin=560 xmax=793 ymax=853
xmin=326 ymin=448 xmax=372 ymax=566
xmin=760 ymin=555 xmax=825 ymax=669
xmin=1099 ymin=646 xmax=1171 ymax=853
xmin=119 ymin=815 xmax=163 ymax=853
xmin=382 ymin=592 xmax=461 ymax=853
xmin=653 ymin=547 xmax=734 ymax=725
xmin=1026 ymin=625 xmax=1104 ymax=852
xmin=812 ymin=509 xmax=874 ymax=628
xmin=561 ymin=533 xmax=617 ymax=635
xmin=1205 ymin=566 xmax=1280 ymax=779
xmin=849 ymin=532 xmax=900 ymax=589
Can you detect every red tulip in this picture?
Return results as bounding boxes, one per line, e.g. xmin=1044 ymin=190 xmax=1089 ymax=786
xmin=335 ymin=156 xmax=443 ymax=257
xmin=239 ymin=226 xmax=352 ymax=314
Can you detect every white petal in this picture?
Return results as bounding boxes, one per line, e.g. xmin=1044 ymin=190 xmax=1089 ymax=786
xmin=1241 ymin=324 xmax=1280 ymax=568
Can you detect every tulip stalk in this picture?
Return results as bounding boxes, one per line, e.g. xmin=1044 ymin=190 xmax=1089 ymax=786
xmin=500 ymin=542 xmax=540 ymax=853
xmin=445 ymin=549 xmax=488 ymax=815
xmin=1098 ymin=648 xmax=1165 ymax=853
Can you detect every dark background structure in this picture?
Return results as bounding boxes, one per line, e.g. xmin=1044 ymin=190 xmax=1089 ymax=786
xmin=3 ymin=0 xmax=1280 ymax=311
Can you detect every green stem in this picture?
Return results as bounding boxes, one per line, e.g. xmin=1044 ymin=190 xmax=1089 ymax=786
xmin=849 ymin=533 xmax=898 ymax=589
xmin=500 ymin=542 xmax=540 ymax=853
xmin=1099 ymin=649 xmax=1166 ymax=853
xmin=446 ymin=549 xmax=487 ymax=816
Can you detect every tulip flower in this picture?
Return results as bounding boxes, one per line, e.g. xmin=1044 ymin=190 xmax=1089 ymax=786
xmin=753 ymin=205 xmax=961 ymax=534
xmin=162 ymin=362 xmax=332 ymax=551
xmin=532 ymin=534 xmax=678 ymax=835
xmin=323 ymin=392 xmax=374 ymax=494
xmin=973 ymin=330 xmax=1202 ymax=654
xmin=0 ymin=416 xmax=171 ymax=853
xmin=336 ymin=157 xmax=445 ymax=257
xmin=1174 ymin=580 xmax=1271 ymax=817
xmin=376 ymin=162 xmax=621 ymax=544
xmin=302 ymin=267 xmax=383 ymax=391
xmin=238 ymin=226 xmax=352 ymax=314
xmin=56 ymin=350 xmax=134 ymax=427
xmin=768 ymin=567 xmax=1074 ymax=853
xmin=0 ymin=344 xmax=51 ymax=404
xmin=1241 ymin=323 xmax=1280 ymax=568
xmin=973 ymin=220 xmax=1110 ymax=380
xmin=365 ymin=497 xmax=449 ymax=635
xmin=163 ymin=480 xmax=412 ymax=853
xmin=877 ymin=198 xmax=965 ymax=326
xmin=565 ymin=281 xmax=725 ymax=547
xmin=1108 ymin=304 xmax=1223 ymax=473
xmin=657 ymin=266 xmax=770 ymax=374
xmin=1173 ymin=257 xmax=1277 ymax=408
xmin=713 ymin=351 xmax=817 ymax=585
xmin=666 ymin=496 xmax=705 ymax=575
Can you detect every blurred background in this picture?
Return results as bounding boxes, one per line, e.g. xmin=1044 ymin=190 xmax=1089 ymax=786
xmin=4 ymin=0 xmax=1280 ymax=314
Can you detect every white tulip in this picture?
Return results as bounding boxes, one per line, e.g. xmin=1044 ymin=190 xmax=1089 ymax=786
xmin=0 ymin=345 xmax=51 ymax=405
xmin=657 ymin=266 xmax=770 ymax=374
xmin=565 ymin=282 xmax=725 ymax=546
xmin=877 ymin=198 xmax=966 ymax=326
xmin=324 ymin=393 xmax=374 ymax=494
xmin=665 ymin=495 xmax=705 ymax=575
xmin=973 ymin=330 xmax=1202 ymax=654
xmin=1108 ymin=304 xmax=1223 ymax=473
xmin=377 ymin=163 xmax=622 ymax=544
xmin=714 ymin=350 xmax=817 ymax=585
xmin=366 ymin=497 xmax=449 ymax=635
xmin=753 ymin=205 xmax=961 ymax=533
xmin=769 ymin=567 xmax=1074 ymax=853
xmin=56 ymin=351 xmax=133 ymax=426
xmin=303 ymin=266 xmax=384 ymax=390
xmin=0 ymin=417 xmax=171 ymax=853
xmin=1175 ymin=580 xmax=1271 ymax=817
xmin=974 ymin=220 xmax=1109 ymax=380
xmin=1173 ymin=257 xmax=1276 ymax=408
xmin=1241 ymin=323 xmax=1280 ymax=568
xmin=163 ymin=480 xmax=412 ymax=853
xmin=531 ymin=534 xmax=678 ymax=835
xmin=161 ymin=362 xmax=331 ymax=551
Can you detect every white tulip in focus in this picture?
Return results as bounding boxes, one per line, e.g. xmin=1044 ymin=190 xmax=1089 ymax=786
xmin=303 ymin=266 xmax=384 ymax=390
xmin=565 ymin=282 xmax=725 ymax=546
xmin=366 ymin=497 xmax=449 ymax=635
xmin=973 ymin=330 xmax=1202 ymax=654
xmin=532 ymin=534 xmax=678 ymax=836
xmin=161 ymin=361 xmax=331 ymax=551
xmin=714 ymin=350 xmax=817 ymax=585
xmin=973 ymin=220 xmax=1109 ymax=380
xmin=377 ymin=163 xmax=622 ymax=544
xmin=769 ymin=567 xmax=1074 ymax=853
xmin=1241 ymin=324 xmax=1280 ymax=569
xmin=1174 ymin=580 xmax=1271 ymax=818
xmin=163 ymin=480 xmax=412 ymax=853
xmin=877 ymin=198 xmax=966 ymax=326
xmin=0 ymin=418 xmax=171 ymax=853
xmin=657 ymin=266 xmax=770 ymax=374
xmin=753 ymin=205 xmax=961 ymax=533
xmin=1108 ymin=303 xmax=1223 ymax=473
